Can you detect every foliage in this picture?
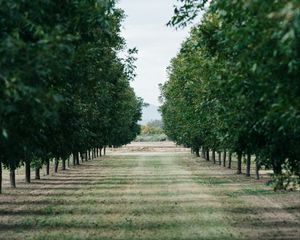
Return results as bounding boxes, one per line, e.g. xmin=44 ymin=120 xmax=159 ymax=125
xmin=136 ymin=120 xmax=167 ymax=142
xmin=0 ymin=0 xmax=142 ymax=189
xmin=161 ymin=0 xmax=300 ymax=190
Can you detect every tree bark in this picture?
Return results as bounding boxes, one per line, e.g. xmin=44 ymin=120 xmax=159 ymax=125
xmin=212 ymin=150 xmax=216 ymax=164
xmin=104 ymin=147 xmax=106 ymax=156
xmin=206 ymin=149 xmax=210 ymax=161
xmin=72 ymin=153 xmax=76 ymax=165
xmin=223 ymin=151 xmax=226 ymax=167
xmin=10 ymin=169 xmax=16 ymax=188
xmin=88 ymin=150 xmax=91 ymax=160
xmin=100 ymin=148 xmax=102 ymax=157
xmin=67 ymin=157 xmax=70 ymax=167
xmin=25 ymin=160 xmax=31 ymax=183
xmin=218 ymin=152 xmax=221 ymax=165
xmin=195 ymin=148 xmax=200 ymax=157
xmin=62 ymin=159 xmax=66 ymax=170
xmin=228 ymin=153 xmax=232 ymax=169
xmin=237 ymin=152 xmax=242 ymax=174
xmin=255 ymin=160 xmax=260 ymax=180
xmin=246 ymin=153 xmax=251 ymax=177
xmin=35 ymin=167 xmax=40 ymax=180
xmin=76 ymin=152 xmax=80 ymax=165
xmin=54 ymin=158 xmax=59 ymax=173
xmin=0 ymin=160 xmax=2 ymax=194
xmin=46 ymin=160 xmax=50 ymax=175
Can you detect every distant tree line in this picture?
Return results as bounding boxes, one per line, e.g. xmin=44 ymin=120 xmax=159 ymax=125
xmin=135 ymin=120 xmax=167 ymax=142
xmin=160 ymin=0 xmax=300 ymax=190
xmin=0 ymin=0 xmax=143 ymax=193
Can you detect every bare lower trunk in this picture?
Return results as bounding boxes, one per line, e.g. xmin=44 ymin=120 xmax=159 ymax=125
xmin=223 ymin=151 xmax=226 ymax=167
xmin=246 ymin=153 xmax=251 ymax=177
xmin=10 ymin=169 xmax=16 ymax=188
xmin=237 ymin=153 xmax=242 ymax=174
xmin=104 ymin=147 xmax=106 ymax=156
xmin=100 ymin=148 xmax=102 ymax=157
xmin=206 ymin=149 xmax=210 ymax=161
xmin=62 ymin=159 xmax=66 ymax=170
xmin=67 ymin=157 xmax=70 ymax=167
xmin=25 ymin=160 xmax=31 ymax=183
xmin=76 ymin=152 xmax=80 ymax=165
xmin=212 ymin=150 xmax=216 ymax=164
xmin=54 ymin=158 xmax=59 ymax=173
xmin=256 ymin=160 xmax=260 ymax=180
xmin=35 ymin=167 xmax=40 ymax=180
xmin=86 ymin=152 xmax=88 ymax=161
xmin=72 ymin=153 xmax=76 ymax=165
xmin=195 ymin=148 xmax=200 ymax=157
xmin=228 ymin=153 xmax=232 ymax=169
xmin=46 ymin=160 xmax=50 ymax=175
xmin=0 ymin=160 xmax=2 ymax=194
xmin=218 ymin=152 xmax=221 ymax=165
xmin=88 ymin=150 xmax=91 ymax=160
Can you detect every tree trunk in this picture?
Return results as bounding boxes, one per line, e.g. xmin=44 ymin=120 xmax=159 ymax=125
xmin=86 ymin=152 xmax=88 ymax=161
xmin=201 ymin=147 xmax=205 ymax=158
xmin=25 ymin=160 xmax=31 ymax=183
xmin=212 ymin=150 xmax=216 ymax=164
xmin=104 ymin=147 xmax=106 ymax=156
xmin=62 ymin=159 xmax=66 ymax=170
xmin=237 ymin=152 xmax=242 ymax=174
xmin=100 ymin=148 xmax=102 ymax=157
xmin=10 ymin=169 xmax=16 ymax=188
xmin=54 ymin=158 xmax=59 ymax=173
xmin=206 ymin=149 xmax=210 ymax=161
xmin=46 ymin=160 xmax=50 ymax=175
xmin=223 ymin=151 xmax=226 ymax=167
xmin=67 ymin=157 xmax=70 ymax=167
xmin=0 ymin=160 xmax=2 ymax=194
xmin=72 ymin=153 xmax=76 ymax=165
xmin=195 ymin=148 xmax=200 ymax=157
xmin=218 ymin=152 xmax=221 ymax=165
xmin=246 ymin=153 xmax=251 ymax=177
xmin=81 ymin=153 xmax=84 ymax=163
xmin=88 ymin=150 xmax=91 ymax=160
xmin=76 ymin=152 xmax=80 ymax=165
xmin=228 ymin=153 xmax=232 ymax=169
xmin=35 ymin=167 xmax=40 ymax=180
xmin=255 ymin=160 xmax=260 ymax=180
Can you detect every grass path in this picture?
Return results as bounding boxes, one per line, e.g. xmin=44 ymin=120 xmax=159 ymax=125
xmin=0 ymin=149 xmax=299 ymax=240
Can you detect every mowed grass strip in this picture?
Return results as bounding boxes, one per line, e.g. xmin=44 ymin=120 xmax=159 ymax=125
xmin=0 ymin=152 xmax=299 ymax=240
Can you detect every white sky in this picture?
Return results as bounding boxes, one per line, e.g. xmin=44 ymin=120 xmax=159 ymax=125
xmin=118 ymin=0 xmax=190 ymax=106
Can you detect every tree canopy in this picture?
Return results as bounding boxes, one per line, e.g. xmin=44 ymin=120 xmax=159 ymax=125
xmin=0 ymin=0 xmax=143 ymax=192
xmin=161 ymin=0 xmax=300 ymax=190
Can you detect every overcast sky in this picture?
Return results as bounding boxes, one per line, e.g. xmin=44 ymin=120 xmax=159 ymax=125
xmin=118 ymin=0 xmax=190 ymax=106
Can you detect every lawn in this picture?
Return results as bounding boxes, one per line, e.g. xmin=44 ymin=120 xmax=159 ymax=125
xmin=0 ymin=145 xmax=299 ymax=240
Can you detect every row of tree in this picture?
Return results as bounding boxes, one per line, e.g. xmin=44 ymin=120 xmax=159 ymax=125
xmin=160 ymin=0 xmax=300 ymax=190
xmin=0 ymin=0 xmax=143 ymax=193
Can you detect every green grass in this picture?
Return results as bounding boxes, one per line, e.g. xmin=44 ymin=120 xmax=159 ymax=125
xmin=0 ymin=151 xmax=299 ymax=240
